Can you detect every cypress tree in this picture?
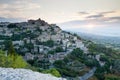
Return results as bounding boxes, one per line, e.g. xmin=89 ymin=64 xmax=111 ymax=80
xmin=7 ymin=40 xmax=16 ymax=57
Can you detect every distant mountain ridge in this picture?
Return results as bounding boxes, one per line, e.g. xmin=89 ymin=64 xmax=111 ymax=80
xmin=75 ymin=32 xmax=120 ymax=49
xmin=0 ymin=17 xmax=25 ymax=22
xmin=58 ymin=20 xmax=120 ymax=37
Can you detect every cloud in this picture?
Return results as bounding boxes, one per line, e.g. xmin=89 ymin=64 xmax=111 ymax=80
xmin=85 ymin=11 xmax=115 ymax=19
xmin=100 ymin=11 xmax=115 ymax=15
xmin=83 ymin=11 xmax=120 ymax=24
xmin=106 ymin=16 xmax=120 ymax=23
xmin=86 ymin=14 xmax=104 ymax=19
xmin=109 ymin=16 xmax=120 ymax=20
xmin=77 ymin=11 xmax=120 ymax=24
xmin=78 ymin=12 xmax=89 ymax=15
xmin=0 ymin=1 xmax=41 ymax=11
xmin=0 ymin=0 xmax=41 ymax=19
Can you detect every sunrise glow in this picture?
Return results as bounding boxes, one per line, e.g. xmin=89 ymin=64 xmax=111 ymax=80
xmin=86 ymin=24 xmax=95 ymax=28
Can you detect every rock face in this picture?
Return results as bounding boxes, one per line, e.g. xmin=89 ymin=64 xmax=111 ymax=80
xmin=0 ymin=67 xmax=66 ymax=80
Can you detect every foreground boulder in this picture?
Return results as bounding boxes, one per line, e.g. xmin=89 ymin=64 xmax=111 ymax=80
xmin=0 ymin=67 xmax=66 ymax=80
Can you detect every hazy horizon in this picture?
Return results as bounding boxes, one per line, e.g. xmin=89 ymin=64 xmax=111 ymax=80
xmin=58 ymin=20 xmax=120 ymax=37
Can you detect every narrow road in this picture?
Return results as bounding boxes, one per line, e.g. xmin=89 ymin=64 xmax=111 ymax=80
xmin=79 ymin=67 xmax=96 ymax=80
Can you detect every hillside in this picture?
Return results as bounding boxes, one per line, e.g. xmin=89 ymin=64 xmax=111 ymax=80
xmin=0 ymin=18 xmax=88 ymax=62
xmin=0 ymin=18 xmax=120 ymax=80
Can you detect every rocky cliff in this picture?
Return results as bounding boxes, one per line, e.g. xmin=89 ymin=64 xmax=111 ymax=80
xmin=0 ymin=67 xmax=66 ymax=80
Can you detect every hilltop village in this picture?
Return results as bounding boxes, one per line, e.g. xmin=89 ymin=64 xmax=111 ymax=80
xmin=0 ymin=18 xmax=88 ymax=63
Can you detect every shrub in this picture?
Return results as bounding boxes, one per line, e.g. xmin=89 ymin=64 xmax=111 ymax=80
xmin=11 ymin=55 xmax=28 ymax=68
xmin=42 ymin=68 xmax=61 ymax=77
xmin=0 ymin=50 xmax=28 ymax=68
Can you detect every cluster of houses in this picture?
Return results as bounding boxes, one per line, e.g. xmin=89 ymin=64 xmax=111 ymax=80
xmin=0 ymin=18 xmax=88 ymax=63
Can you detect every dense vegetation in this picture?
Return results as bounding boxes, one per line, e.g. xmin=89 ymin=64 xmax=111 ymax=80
xmin=50 ymin=41 xmax=120 ymax=79
xmin=0 ymin=41 xmax=28 ymax=68
xmin=53 ymin=48 xmax=88 ymax=77
xmin=105 ymin=74 xmax=120 ymax=80
xmin=87 ymin=42 xmax=120 ymax=80
xmin=88 ymin=42 xmax=120 ymax=59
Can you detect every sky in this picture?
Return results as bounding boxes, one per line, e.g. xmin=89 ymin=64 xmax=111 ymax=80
xmin=0 ymin=0 xmax=120 ymax=23
xmin=0 ymin=0 xmax=120 ymax=36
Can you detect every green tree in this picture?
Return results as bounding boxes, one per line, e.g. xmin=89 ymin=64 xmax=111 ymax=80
xmin=44 ymin=40 xmax=54 ymax=47
xmin=7 ymin=40 xmax=16 ymax=57
xmin=48 ymin=50 xmax=55 ymax=54
xmin=55 ymin=47 xmax=64 ymax=52
xmin=71 ymin=48 xmax=83 ymax=58
xmin=84 ymin=59 xmax=100 ymax=68
xmin=7 ymin=23 xmax=18 ymax=28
